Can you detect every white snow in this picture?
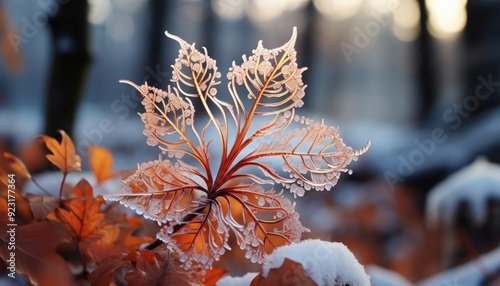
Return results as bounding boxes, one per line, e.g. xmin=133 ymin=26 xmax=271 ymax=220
xmin=426 ymin=157 xmax=500 ymax=227
xmin=216 ymin=272 xmax=259 ymax=286
xmin=418 ymin=245 xmax=500 ymax=286
xmin=366 ymin=265 xmax=414 ymax=286
xmin=262 ymin=239 xmax=370 ymax=286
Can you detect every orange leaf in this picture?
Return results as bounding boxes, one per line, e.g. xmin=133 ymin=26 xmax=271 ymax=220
xmin=3 ymin=152 xmax=32 ymax=179
xmin=198 ymin=268 xmax=229 ymax=286
xmin=48 ymin=179 xmax=104 ymax=244
xmin=0 ymin=219 xmax=73 ymax=285
xmin=250 ymin=258 xmax=317 ymax=286
xmin=124 ymin=250 xmax=202 ymax=286
xmin=88 ymin=255 xmax=132 ymax=286
xmin=89 ymin=145 xmax=117 ymax=184
xmin=41 ymin=130 xmax=81 ymax=174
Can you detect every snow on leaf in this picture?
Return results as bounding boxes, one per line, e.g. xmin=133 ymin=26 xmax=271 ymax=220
xmin=41 ymin=129 xmax=82 ymax=174
xmin=262 ymin=239 xmax=371 ymax=286
xmin=426 ymin=157 xmax=500 ymax=227
xmin=89 ymin=145 xmax=117 ymax=184
xmin=105 ymin=28 xmax=368 ymax=271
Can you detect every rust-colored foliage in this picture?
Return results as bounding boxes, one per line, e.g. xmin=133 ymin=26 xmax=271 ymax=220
xmin=124 ymin=249 xmax=201 ymax=286
xmin=0 ymin=132 xmax=156 ymax=284
xmin=3 ymin=152 xmax=32 ymax=180
xmin=89 ymin=145 xmax=118 ymax=184
xmin=0 ymin=206 xmax=73 ymax=285
xmin=41 ymin=129 xmax=82 ymax=175
xmin=105 ymin=27 xmax=369 ymax=272
xmin=250 ymin=258 xmax=317 ymax=286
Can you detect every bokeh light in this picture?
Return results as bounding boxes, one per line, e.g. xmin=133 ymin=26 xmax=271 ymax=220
xmin=212 ymin=0 xmax=247 ymax=21
xmin=247 ymin=0 xmax=288 ymax=22
xmin=392 ymin=0 xmax=420 ymax=42
xmin=88 ymin=0 xmax=111 ymax=25
xmin=313 ymin=0 xmax=363 ymax=21
xmin=426 ymin=0 xmax=467 ymax=39
xmin=106 ymin=13 xmax=135 ymax=42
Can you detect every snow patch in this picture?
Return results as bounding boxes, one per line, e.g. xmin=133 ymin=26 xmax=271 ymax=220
xmin=426 ymin=157 xmax=500 ymax=226
xmin=367 ymin=265 xmax=413 ymax=286
xmin=215 ymin=272 xmax=258 ymax=286
xmin=418 ymin=245 xmax=500 ymax=286
xmin=23 ymin=171 xmax=122 ymax=197
xmin=263 ymin=239 xmax=370 ymax=286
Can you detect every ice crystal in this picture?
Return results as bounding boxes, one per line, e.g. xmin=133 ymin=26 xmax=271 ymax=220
xmin=104 ymin=27 xmax=369 ymax=271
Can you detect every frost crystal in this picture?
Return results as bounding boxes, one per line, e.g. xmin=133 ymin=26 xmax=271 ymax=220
xmin=104 ymin=27 xmax=369 ymax=271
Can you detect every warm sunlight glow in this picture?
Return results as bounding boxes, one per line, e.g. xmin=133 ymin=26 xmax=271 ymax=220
xmin=368 ymin=0 xmax=393 ymax=12
xmin=247 ymin=0 xmax=288 ymax=22
xmin=313 ymin=0 xmax=363 ymax=21
xmin=212 ymin=0 xmax=246 ymax=21
xmin=426 ymin=0 xmax=467 ymax=39
xmin=286 ymin=0 xmax=310 ymax=11
xmin=392 ymin=0 xmax=420 ymax=42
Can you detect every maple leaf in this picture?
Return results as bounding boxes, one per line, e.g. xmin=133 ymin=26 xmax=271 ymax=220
xmin=89 ymin=145 xmax=117 ymax=184
xmin=105 ymin=27 xmax=369 ymax=271
xmin=41 ymin=130 xmax=82 ymax=198
xmin=41 ymin=129 xmax=82 ymax=174
xmin=48 ymin=179 xmax=105 ymax=246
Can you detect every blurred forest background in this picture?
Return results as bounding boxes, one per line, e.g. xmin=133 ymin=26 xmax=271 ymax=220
xmin=1 ymin=0 xmax=500 ymax=284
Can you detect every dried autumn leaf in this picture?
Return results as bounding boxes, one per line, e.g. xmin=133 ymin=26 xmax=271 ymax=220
xmin=89 ymin=145 xmax=117 ymax=184
xmin=0 ymin=218 xmax=73 ymax=285
xmin=3 ymin=152 xmax=32 ymax=179
xmin=26 ymin=193 xmax=59 ymax=221
xmin=41 ymin=129 xmax=81 ymax=174
xmin=250 ymin=258 xmax=317 ymax=286
xmin=48 ymin=179 xmax=105 ymax=244
xmin=105 ymin=28 xmax=369 ymax=271
xmin=88 ymin=255 xmax=133 ymax=286
xmin=124 ymin=250 xmax=201 ymax=286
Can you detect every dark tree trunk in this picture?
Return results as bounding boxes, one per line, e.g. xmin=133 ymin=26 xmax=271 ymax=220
xmin=44 ymin=0 xmax=90 ymax=139
xmin=416 ymin=0 xmax=436 ymax=123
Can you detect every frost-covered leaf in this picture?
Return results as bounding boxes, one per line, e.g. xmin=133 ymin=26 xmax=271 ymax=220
xmin=105 ymin=28 xmax=368 ymax=271
xmin=41 ymin=130 xmax=82 ymax=174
